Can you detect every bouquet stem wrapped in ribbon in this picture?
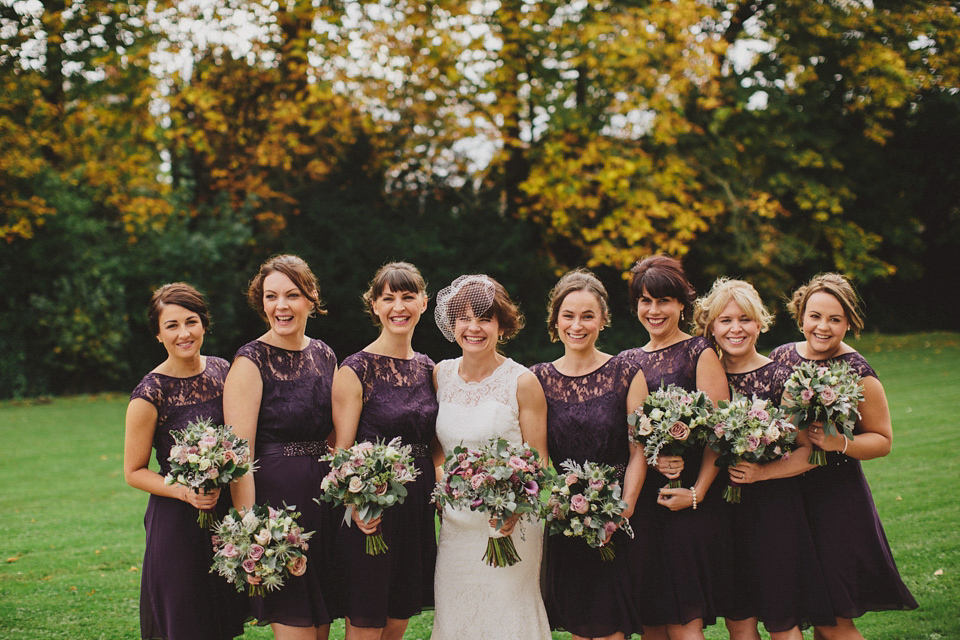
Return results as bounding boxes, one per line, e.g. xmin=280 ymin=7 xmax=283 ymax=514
xmin=317 ymin=437 xmax=420 ymax=555
xmin=433 ymin=438 xmax=546 ymax=568
xmin=543 ymin=460 xmax=634 ymax=561
xmin=704 ymin=394 xmax=798 ymax=503
xmin=211 ymin=503 xmax=313 ymax=597
xmin=782 ymin=360 xmax=864 ymax=466
xmin=627 ymin=384 xmax=711 ymax=488
xmin=164 ymin=417 xmax=254 ymax=528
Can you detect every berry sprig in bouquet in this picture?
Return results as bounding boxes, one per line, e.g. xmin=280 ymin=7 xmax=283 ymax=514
xmin=782 ymin=360 xmax=864 ymax=465
xmin=704 ymin=394 xmax=798 ymax=503
xmin=433 ymin=437 xmax=546 ymax=567
xmin=164 ymin=416 xmax=254 ymax=527
xmin=627 ymin=384 xmax=712 ymax=487
xmin=543 ymin=460 xmax=634 ymax=561
xmin=318 ymin=437 xmax=420 ymax=555
xmin=211 ymin=503 xmax=313 ymax=597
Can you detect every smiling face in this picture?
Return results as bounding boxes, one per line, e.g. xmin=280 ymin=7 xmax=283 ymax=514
xmin=156 ymin=303 xmax=205 ymax=361
xmin=372 ymin=283 xmax=427 ymax=336
xmin=454 ymin=307 xmax=501 ymax=356
xmin=263 ymin=271 xmax=314 ymax=340
xmin=556 ymin=289 xmax=605 ymax=353
xmin=636 ymin=286 xmax=684 ymax=341
xmin=710 ymin=298 xmax=760 ymax=360
xmin=801 ymin=291 xmax=850 ymax=359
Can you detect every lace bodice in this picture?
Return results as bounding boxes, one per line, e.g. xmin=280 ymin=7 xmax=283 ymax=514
xmin=340 ymin=351 xmax=438 ymax=446
xmin=769 ymin=343 xmax=878 ymax=380
xmin=434 ymin=357 xmax=527 ymax=452
xmin=531 ymin=355 xmax=641 ymax=470
xmin=620 ymin=336 xmax=712 ymax=393
xmin=727 ymin=361 xmax=791 ymax=406
xmin=234 ymin=338 xmax=336 ymax=445
xmin=131 ymin=357 xmax=230 ymax=475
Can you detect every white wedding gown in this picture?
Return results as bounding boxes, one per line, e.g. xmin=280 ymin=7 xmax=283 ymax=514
xmin=432 ymin=357 xmax=551 ymax=640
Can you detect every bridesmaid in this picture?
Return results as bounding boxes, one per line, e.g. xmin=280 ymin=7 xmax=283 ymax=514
xmin=124 ymin=283 xmax=246 ymax=640
xmin=618 ymin=255 xmax=731 ymax=640
xmin=770 ymin=273 xmax=918 ymax=640
xmin=331 ymin=262 xmax=438 ymax=640
xmin=531 ymin=269 xmax=648 ymax=640
xmin=225 ymin=254 xmax=339 ymax=640
xmin=693 ymin=278 xmax=833 ymax=639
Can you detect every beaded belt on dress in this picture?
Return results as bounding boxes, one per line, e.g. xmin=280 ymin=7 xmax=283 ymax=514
xmin=258 ymin=441 xmax=329 ymax=457
xmin=408 ymin=443 xmax=431 ymax=459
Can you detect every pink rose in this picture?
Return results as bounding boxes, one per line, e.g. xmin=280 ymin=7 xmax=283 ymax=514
xmin=820 ymin=387 xmax=838 ymax=405
xmin=571 ymin=494 xmax=590 ymax=515
xmin=462 ymin=467 xmax=473 ymax=479
xmin=470 ymin=473 xmax=486 ymax=489
xmin=249 ymin=544 xmax=264 ymax=560
xmin=564 ymin=473 xmax=579 ymax=487
xmin=242 ymin=558 xmax=257 ymax=574
xmin=801 ymin=389 xmax=815 ymax=403
xmin=508 ymin=456 xmax=527 ymax=471
xmin=288 ymin=555 xmax=307 ymax=577
xmin=746 ymin=435 xmax=760 ymax=452
xmin=224 ymin=450 xmax=239 ymax=464
xmin=220 ymin=543 xmax=239 ymax=558
xmin=268 ymin=506 xmax=281 ymax=520
xmin=375 ymin=482 xmax=388 ymax=496
xmin=589 ymin=478 xmax=605 ymax=490
xmin=357 ymin=441 xmax=375 ymax=455
xmin=714 ymin=423 xmax=726 ymax=437
xmin=668 ymin=420 xmax=690 ymax=442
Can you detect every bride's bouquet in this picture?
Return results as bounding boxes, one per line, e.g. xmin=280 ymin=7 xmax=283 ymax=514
xmin=433 ymin=437 xmax=546 ymax=568
xmin=781 ymin=360 xmax=864 ymax=465
xmin=627 ymin=384 xmax=712 ymax=487
xmin=704 ymin=394 xmax=798 ymax=503
xmin=543 ymin=460 xmax=634 ymax=561
xmin=211 ymin=503 xmax=313 ymax=597
xmin=164 ymin=416 xmax=254 ymax=527
xmin=317 ymin=437 xmax=420 ymax=555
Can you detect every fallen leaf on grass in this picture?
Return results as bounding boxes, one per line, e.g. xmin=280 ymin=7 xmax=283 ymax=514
xmin=129 ymin=566 xmax=139 ymax=572
xmin=896 ymin=496 xmax=902 ymax=501
xmin=6 ymin=553 xmax=22 ymax=563
xmin=934 ymin=568 xmax=944 ymax=576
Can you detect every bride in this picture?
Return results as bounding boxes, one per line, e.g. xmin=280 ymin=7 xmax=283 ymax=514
xmin=431 ymin=274 xmax=552 ymax=640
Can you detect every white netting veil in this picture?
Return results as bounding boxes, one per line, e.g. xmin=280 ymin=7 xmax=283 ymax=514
xmin=434 ymin=274 xmax=497 ymax=342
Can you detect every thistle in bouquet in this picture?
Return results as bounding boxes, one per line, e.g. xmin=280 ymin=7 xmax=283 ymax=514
xmin=211 ymin=503 xmax=313 ymax=597
xmin=627 ymin=383 xmax=712 ymax=488
xmin=704 ymin=394 xmax=798 ymax=503
xmin=317 ymin=436 xmax=420 ymax=555
xmin=543 ymin=460 xmax=634 ymax=561
xmin=433 ymin=437 xmax=546 ymax=568
xmin=164 ymin=416 xmax=254 ymax=527
xmin=781 ymin=360 xmax=864 ymax=466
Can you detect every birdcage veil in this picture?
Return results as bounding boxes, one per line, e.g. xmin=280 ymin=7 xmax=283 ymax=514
xmin=433 ymin=274 xmax=497 ymax=342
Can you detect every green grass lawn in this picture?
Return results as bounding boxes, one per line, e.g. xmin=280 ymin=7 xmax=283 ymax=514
xmin=1 ymin=332 xmax=957 ymax=639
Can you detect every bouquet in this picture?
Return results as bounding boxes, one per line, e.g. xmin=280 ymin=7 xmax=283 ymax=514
xmin=781 ymin=360 xmax=864 ymax=465
xmin=627 ymin=384 xmax=712 ymax=487
xmin=317 ymin=437 xmax=420 ymax=555
xmin=211 ymin=503 xmax=313 ymax=597
xmin=704 ymin=394 xmax=798 ymax=503
xmin=433 ymin=437 xmax=546 ymax=567
xmin=543 ymin=460 xmax=634 ymax=561
xmin=164 ymin=416 xmax=253 ymax=527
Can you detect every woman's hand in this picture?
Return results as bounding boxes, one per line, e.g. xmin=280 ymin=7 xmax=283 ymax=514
xmin=808 ymin=421 xmax=846 ymax=452
xmin=656 ymin=455 xmax=684 ymax=479
xmin=352 ymin=508 xmax=382 ymax=535
xmin=656 ymin=486 xmax=694 ymax=511
xmin=180 ymin=486 xmax=220 ymax=510
xmin=491 ymin=514 xmax=520 ymax=536
xmin=728 ymin=461 xmax=764 ymax=484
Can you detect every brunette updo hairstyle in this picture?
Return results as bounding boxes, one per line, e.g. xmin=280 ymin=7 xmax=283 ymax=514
xmin=447 ymin=277 xmax=525 ymax=342
xmin=246 ymin=254 xmax=326 ymax=322
xmin=628 ymin=255 xmax=697 ymax=324
xmin=693 ymin=278 xmax=773 ymax=346
xmin=147 ymin=283 xmax=210 ymax=336
xmin=546 ymin=269 xmax=611 ymax=342
xmin=786 ymin=272 xmax=864 ymax=338
xmin=362 ymin=262 xmax=428 ymax=327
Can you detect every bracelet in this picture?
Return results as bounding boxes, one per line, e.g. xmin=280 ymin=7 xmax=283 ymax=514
xmin=842 ymin=436 xmax=849 ymax=455
xmin=690 ymin=486 xmax=698 ymax=510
